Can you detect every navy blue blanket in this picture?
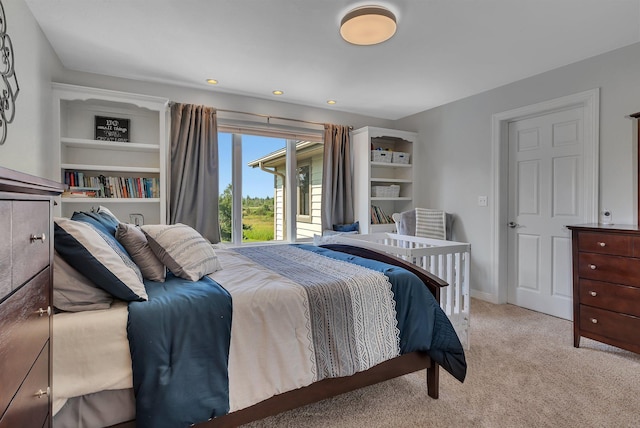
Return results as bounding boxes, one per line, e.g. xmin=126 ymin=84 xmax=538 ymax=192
xmin=127 ymin=274 xmax=232 ymax=428
xmin=300 ymin=244 xmax=467 ymax=382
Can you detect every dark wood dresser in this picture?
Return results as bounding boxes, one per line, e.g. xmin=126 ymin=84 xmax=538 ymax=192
xmin=568 ymin=223 xmax=640 ymax=354
xmin=0 ymin=166 xmax=65 ymax=428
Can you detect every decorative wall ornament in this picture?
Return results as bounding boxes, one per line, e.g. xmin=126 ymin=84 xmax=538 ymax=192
xmin=0 ymin=0 xmax=19 ymax=145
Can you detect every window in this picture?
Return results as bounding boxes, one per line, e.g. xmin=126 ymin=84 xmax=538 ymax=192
xmin=217 ymin=129 xmax=322 ymax=244
xmin=297 ymin=163 xmax=311 ymax=221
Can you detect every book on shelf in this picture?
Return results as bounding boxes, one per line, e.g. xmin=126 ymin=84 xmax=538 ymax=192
xmin=62 ymin=186 xmax=100 ymax=198
xmin=370 ymin=205 xmax=393 ymax=224
xmin=63 ymin=171 xmax=160 ymax=199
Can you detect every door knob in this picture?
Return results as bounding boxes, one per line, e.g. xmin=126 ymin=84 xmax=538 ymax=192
xmin=508 ymin=222 xmax=519 ymax=228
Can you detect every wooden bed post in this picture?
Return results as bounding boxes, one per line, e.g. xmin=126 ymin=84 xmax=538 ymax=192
xmin=427 ymin=362 xmax=440 ymax=399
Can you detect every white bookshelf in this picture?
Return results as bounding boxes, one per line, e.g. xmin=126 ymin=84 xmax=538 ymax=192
xmin=53 ymin=83 xmax=169 ymax=224
xmin=352 ymin=126 xmax=417 ymax=234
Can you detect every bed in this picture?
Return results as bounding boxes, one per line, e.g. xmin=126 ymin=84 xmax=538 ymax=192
xmin=51 ymin=212 xmax=466 ymax=428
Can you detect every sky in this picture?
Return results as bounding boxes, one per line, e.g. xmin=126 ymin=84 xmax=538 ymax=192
xmin=218 ymin=133 xmax=285 ymax=198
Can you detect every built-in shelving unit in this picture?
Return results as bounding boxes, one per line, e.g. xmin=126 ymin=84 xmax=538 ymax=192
xmin=352 ymin=126 xmax=417 ymax=234
xmin=52 ymin=83 xmax=169 ymax=224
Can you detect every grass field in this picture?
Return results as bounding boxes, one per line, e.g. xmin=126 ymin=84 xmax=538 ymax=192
xmin=243 ymin=211 xmax=275 ymax=241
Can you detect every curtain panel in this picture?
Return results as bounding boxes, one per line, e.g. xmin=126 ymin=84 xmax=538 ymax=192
xmin=321 ymin=124 xmax=354 ymax=231
xmin=169 ymin=103 xmax=221 ymax=243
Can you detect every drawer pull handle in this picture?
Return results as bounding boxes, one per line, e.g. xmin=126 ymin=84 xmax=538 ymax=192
xmin=37 ymin=306 xmax=52 ymax=317
xmin=589 ymin=291 xmax=597 ymax=297
xmin=35 ymin=387 xmax=50 ymax=398
xmin=589 ymin=264 xmax=597 ymax=270
xmin=590 ymin=318 xmax=598 ymax=324
xmin=597 ymin=242 xmax=606 ymax=247
xmin=30 ymin=233 xmax=46 ymax=243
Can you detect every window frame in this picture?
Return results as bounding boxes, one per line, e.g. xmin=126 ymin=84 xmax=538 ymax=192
xmin=217 ymin=120 xmax=323 ymax=245
xmin=296 ymin=161 xmax=312 ymax=223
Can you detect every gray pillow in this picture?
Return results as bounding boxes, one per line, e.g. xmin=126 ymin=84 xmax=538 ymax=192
xmin=53 ymin=251 xmax=113 ymax=312
xmin=141 ymin=223 xmax=222 ymax=281
xmin=116 ymin=223 xmax=166 ymax=282
xmin=395 ymin=209 xmax=416 ymax=236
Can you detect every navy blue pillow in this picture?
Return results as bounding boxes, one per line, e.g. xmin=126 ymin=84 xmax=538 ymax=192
xmin=54 ymin=217 xmax=147 ymax=302
xmin=72 ymin=210 xmax=119 ymax=236
xmin=333 ymin=221 xmax=359 ymax=232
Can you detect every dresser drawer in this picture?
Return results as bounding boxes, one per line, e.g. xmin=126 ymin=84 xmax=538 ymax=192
xmin=11 ymin=200 xmax=50 ymax=290
xmin=580 ymin=305 xmax=640 ymax=347
xmin=579 ymin=279 xmax=640 ymax=317
xmin=577 ymin=231 xmax=632 ymax=256
xmin=0 ymin=343 xmax=49 ymax=428
xmin=0 ymin=268 xmax=50 ymax=415
xmin=578 ymin=253 xmax=640 ymax=287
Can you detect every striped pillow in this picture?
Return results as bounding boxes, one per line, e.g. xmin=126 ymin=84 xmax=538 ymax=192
xmin=141 ymin=223 xmax=222 ymax=281
xmin=54 ymin=217 xmax=147 ymax=301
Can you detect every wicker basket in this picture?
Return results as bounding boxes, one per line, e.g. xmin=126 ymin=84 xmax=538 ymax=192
xmin=371 ymin=150 xmax=392 ymax=163
xmin=392 ymin=152 xmax=410 ymax=164
xmin=372 ymin=185 xmax=400 ymax=198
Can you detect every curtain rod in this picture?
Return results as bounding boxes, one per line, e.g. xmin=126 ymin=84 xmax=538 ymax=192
xmin=168 ymin=102 xmax=352 ymax=130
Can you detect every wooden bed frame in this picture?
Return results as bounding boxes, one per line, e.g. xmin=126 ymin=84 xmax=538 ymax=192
xmin=111 ymin=244 xmax=449 ymax=428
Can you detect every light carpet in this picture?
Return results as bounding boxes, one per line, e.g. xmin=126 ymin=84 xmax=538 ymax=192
xmin=245 ymin=298 xmax=640 ymax=428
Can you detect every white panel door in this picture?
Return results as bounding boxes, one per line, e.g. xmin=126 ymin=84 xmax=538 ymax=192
xmin=507 ymin=106 xmax=584 ymax=320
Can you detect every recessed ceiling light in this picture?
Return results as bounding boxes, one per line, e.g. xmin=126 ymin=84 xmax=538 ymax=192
xmin=206 ymin=79 xmax=218 ymax=85
xmin=340 ymin=5 xmax=397 ymax=46
xmin=327 ymin=100 xmax=337 ymax=105
xmin=272 ymin=90 xmax=284 ymax=95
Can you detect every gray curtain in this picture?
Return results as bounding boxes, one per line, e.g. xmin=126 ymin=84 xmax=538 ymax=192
xmin=169 ymin=103 xmax=220 ymax=243
xmin=321 ymin=124 xmax=354 ymax=230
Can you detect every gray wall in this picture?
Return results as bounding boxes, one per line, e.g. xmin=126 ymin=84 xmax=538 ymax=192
xmin=395 ymin=42 xmax=640 ymax=300
xmin=0 ymin=0 xmax=64 ymax=177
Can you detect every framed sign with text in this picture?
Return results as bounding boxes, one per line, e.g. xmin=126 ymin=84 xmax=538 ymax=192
xmin=95 ymin=116 xmax=130 ymax=142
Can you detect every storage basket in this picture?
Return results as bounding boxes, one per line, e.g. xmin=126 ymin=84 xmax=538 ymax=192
xmin=371 ymin=150 xmax=392 ymax=163
xmin=392 ymin=152 xmax=410 ymax=164
xmin=372 ymin=185 xmax=400 ymax=198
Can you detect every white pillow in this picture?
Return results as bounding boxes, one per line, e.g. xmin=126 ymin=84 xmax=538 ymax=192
xmin=141 ymin=223 xmax=222 ymax=281
xmin=53 ymin=251 xmax=114 ymax=312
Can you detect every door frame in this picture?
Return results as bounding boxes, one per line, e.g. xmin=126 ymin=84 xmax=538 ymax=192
xmin=487 ymin=89 xmax=600 ymax=304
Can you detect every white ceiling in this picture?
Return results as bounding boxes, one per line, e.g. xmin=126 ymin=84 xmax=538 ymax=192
xmin=26 ymin=0 xmax=640 ymax=120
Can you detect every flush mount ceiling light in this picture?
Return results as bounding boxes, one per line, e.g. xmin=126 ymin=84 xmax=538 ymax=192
xmin=340 ymin=5 xmax=397 ymax=46
xmin=206 ymin=79 xmax=218 ymax=85
xmin=272 ymin=90 xmax=284 ymax=95
xmin=327 ymin=100 xmax=337 ymax=105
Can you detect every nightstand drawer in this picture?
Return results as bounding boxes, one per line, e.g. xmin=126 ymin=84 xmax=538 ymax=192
xmin=0 ymin=343 xmax=49 ymax=428
xmin=579 ymin=279 xmax=640 ymax=317
xmin=11 ymin=200 xmax=50 ymax=289
xmin=0 ymin=268 xmax=50 ymax=415
xmin=578 ymin=253 xmax=640 ymax=287
xmin=580 ymin=305 xmax=640 ymax=346
xmin=577 ymin=231 xmax=632 ymax=256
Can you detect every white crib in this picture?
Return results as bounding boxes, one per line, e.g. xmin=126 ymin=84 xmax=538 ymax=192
xmin=334 ymin=233 xmax=471 ymax=349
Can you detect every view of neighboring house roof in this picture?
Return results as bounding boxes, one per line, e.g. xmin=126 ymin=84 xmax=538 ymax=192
xmin=247 ymin=141 xmax=324 ymax=168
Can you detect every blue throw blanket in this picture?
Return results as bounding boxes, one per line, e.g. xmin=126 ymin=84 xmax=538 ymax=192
xmin=127 ymin=274 xmax=232 ymax=428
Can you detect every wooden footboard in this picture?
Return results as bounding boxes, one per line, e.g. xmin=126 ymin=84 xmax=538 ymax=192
xmin=202 ymin=352 xmax=438 ymax=428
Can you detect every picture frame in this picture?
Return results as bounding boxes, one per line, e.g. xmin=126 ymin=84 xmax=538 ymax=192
xmin=95 ymin=116 xmax=130 ymax=142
